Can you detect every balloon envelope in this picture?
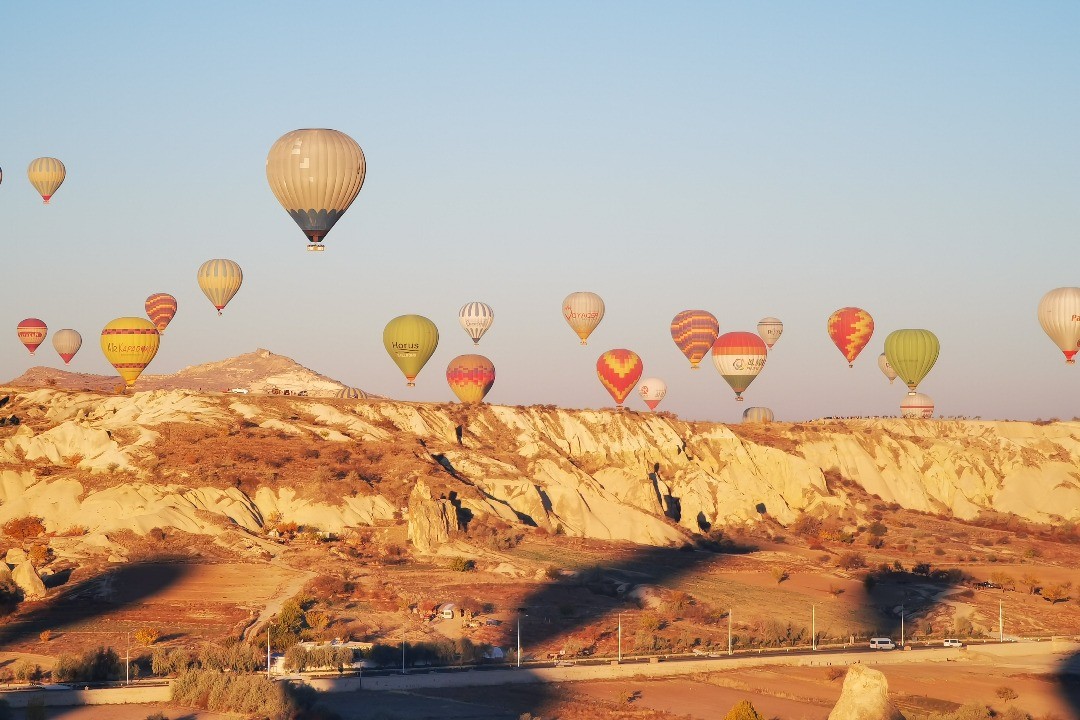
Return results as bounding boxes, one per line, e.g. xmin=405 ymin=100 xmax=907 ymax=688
xmin=266 ymin=129 xmax=366 ymax=249
xmin=335 ymin=387 xmax=367 ymax=399
xmin=638 ymin=377 xmax=667 ymax=410
xmin=900 ymin=392 xmax=934 ymax=419
xmin=827 ymin=307 xmax=874 ymax=367
xmin=17 ymin=318 xmax=47 ymax=356
xmin=27 ymin=157 xmax=65 ymax=204
xmin=383 ymin=315 xmax=439 ymax=386
xmin=100 ymin=318 xmax=160 ymax=389
xmin=446 ymin=354 xmax=495 ymax=404
xmin=712 ymin=332 xmax=767 ymax=401
xmin=884 ymin=329 xmax=940 ymax=393
xmin=145 ymin=293 xmax=178 ymax=334
xmin=878 ymin=353 xmax=897 ymax=383
xmin=52 ymin=329 xmax=82 ymax=364
xmin=563 ymin=292 xmax=605 ymax=345
xmin=757 ymin=317 xmax=783 ymax=349
xmin=1037 ymin=287 xmax=1080 ymax=364
xmin=458 ymin=302 xmax=494 ymax=345
xmin=670 ymin=310 xmax=720 ymax=368
xmin=597 ymin=349 xmax=642 ymax=407
xmin=197 ymin=260 xmax=243 ymax=314
xmin=742 ymin=406 xmax=774 ymax=423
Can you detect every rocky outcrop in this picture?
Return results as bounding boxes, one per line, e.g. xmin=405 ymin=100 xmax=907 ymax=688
xmin=828 ymin=665 xmax=905 ymax=720
xmin=11 ymin=561 xmax=46 ymax=600
xmin=5 ymin=548 xmax=26 ymax=566
xmin=408 ymin=480 xmax=463 ymax=553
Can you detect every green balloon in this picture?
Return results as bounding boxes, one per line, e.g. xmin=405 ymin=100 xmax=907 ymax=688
xmin=383 ymin=315 xmax=439 ymax=387
xmin=883 ymin=329 xmax=940 ymax=393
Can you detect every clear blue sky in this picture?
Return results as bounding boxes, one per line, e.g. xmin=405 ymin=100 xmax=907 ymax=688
xmin=2 ymin=2 xmax=1078 ymax=422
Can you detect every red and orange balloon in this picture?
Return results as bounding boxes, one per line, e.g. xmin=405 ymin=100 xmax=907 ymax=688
xmin=145 ymin=293 xmax=178 ymax=334
xmin=670 ymin=310 xmax=719 ymax=369
xmin=827 ymin=307 xmax=874 ymax=367
xmin=446 ymin=354 xmax=495 ymax=404
xmin=17 ymin=318 xmax=47 ymax=356
xmin=597 ymin=349 xmax=643 ymax=408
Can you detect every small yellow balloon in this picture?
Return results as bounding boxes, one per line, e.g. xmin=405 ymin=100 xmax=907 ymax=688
xmin=100 ymin=317 xmax=160 ymax=389
xmin=383 ymin=315 xmax=439 ymax=386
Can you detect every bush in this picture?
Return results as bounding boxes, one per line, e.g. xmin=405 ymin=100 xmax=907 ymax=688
xmin=724 ymin=699 xmax=765 ymax=720
xmin=838 ymin=551 xmax=866 ymax=570
xmin=447 ymin=557 xmax=475 ymax=572
xmin=145 ymin=713 xmax=169 ymax=720
xmin=172 ymin=669 xmax=293 ymax=716
xmin=135 ymin=627 xmax=162 ymax=645
xmin=994 ymin=686 xmax=1018 ymax=703
xmin=2 ymin=516 xmax=45 ymax=541
xmin=52 ymin=647 xmax=121 ymax=682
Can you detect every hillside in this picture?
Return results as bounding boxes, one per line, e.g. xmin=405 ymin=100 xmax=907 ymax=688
xmin=8 ymin=348 xmax=363 ymax=397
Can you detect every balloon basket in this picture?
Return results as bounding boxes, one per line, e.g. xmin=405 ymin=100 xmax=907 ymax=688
xmin=306 ymin=245 xmax=325 ymax=253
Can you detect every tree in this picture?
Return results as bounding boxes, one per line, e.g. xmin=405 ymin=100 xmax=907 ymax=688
xmin=724 ymin=699 xmax=765 ymax=720
xmin=1020 ymin=572 xmax=1041 ymax=595
xmin=989 ymin=572 xmax=1015 ymax=591
xmin=771 ymin=567 xmax=789 ymax=584
xmin=134 ymin=627 xmax=162 ymax=646
xmin=1042 ymin=583 xmax=1071 ymax=604
xmin=994 ymin=685 xmax=1018 ymax=703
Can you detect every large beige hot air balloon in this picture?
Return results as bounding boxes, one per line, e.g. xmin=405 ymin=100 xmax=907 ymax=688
xmin=266 ymin=129 xmax=366 ymax=251
xmin=563 ymin=292 xmax=605 ymax=345
xmin=900 ymin=392 xmax=934 ymax=419
xmin=756 ymin=317 xmax=783 ymax=349
xmin=52 ymin=329 xmax=82 ymax=364
xmin=1037 ymin=287 xmax=1080 ymax=364
xmin=100 ymin=318 xmax=160 ymax=389
xmin=27 ymin=157 xmax=66 ymax=204
xmin=638 ymin=377 xmax=667 ymax=411
xmin=197 ymin=259 xmax=243 ymax=315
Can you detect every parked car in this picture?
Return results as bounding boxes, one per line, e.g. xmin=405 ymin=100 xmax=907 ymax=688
xmin=943 ymin=638 xmax=964 ymax=647
xmin=869 ymin=638 xmax=896 ymax=650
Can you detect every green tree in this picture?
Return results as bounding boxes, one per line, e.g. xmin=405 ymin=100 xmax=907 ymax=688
xmin=724 ymin=699 xmax=765 ymax=720
xmin=994 ymin=685 xmax=1018 ymax=703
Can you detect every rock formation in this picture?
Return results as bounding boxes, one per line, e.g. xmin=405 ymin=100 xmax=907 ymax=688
xmin=11 ymin=561 xmax=46 ymax=600
xmin=408 ymin=479 xmax=464 ymax=553
xmin=828 ymin=665 xmax=905 ymax=720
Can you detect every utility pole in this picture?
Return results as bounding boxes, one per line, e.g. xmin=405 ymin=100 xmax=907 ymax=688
xmin=727 ymin=608 xmax=732 ymax=656
xmin=999 ymin=600 xmax=1003 ymax=642
xmin=401 ymin=625 xmax=405 ymax=675
xmin=901 ymin=606 xmax=905 ymax=649
xmin=618 ymin=613 xmax=622 ymax=663
xmin=266 ymin=627 xmax=271 ymax=680
xmin=125 ymin=632 xmax=130 ymax=685
xmin=517 ymin=615 xmax=522 ymax=668
xmin=812 ymin=604 xmax=816 ymax=651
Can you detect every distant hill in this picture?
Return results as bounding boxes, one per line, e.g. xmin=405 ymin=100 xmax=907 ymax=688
xmin=7 ymin=348 xmax=369 ymax=397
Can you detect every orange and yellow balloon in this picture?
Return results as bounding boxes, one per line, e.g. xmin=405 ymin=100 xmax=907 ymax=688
xmin=197 ymin=259 xmax=243 ymax=315
xmin=827 ymin=307 xmax=874 ymax=367
xmin=712 ymin=332 xmax=767 ymax=401
xmin=597 ymin=349 xmax=642 ymax=408
xmin=145 ymin=293 xmax=178 ymax=334
xmin=446 ymin=354 xmax=495 ymax=404
xmin=100 ymin=318 xmax=160 ymax=389
xmin=670 ymin=310 xmax=719 ymax=369
xmin=27 ymin=157 xmax=65 ymax=204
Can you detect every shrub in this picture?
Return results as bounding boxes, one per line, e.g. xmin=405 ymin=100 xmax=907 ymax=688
xmin=171 ymin=669 xmax=294 ymax=716
xmin=145 ymin=714 xmax=169 ymax=720
xmin=2 ymin=516 xmax=45 ymax=541
xmin=995 ymin=686 xmax=1018 ymax=703
xmin=837 ymin=551 xmax=866 ymax=570
xmin=28 ymin=545 xmax=50 ymax=566
xmin=135 ymin=627 xmax=162 ymax=645
xmin=771 ymin=567 xmax=789 ymax=583
xmin=724 ymin=699 xmax=765 ymax=720
xmin=38 ymin=630 xmax=51 ymax=642
xmin=447 ymin=557 xmax=475 ymax=572
xmin=52 ymin=647 xmax=121 ymax=682
xmin=12 ymin=661 xmax=40 ymax=682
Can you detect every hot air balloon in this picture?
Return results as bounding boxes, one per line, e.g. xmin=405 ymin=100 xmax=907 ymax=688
xmin=742 ymin=407 xmax=774 ymax=423
xmin=596 ymin=349 xmax=642 ymax=408
xmin=878 ymin=353 xmax=898 ymax=383
xmin=900 ymin=392 xmax=934 ymax=419
xmin=335 ymin=387 xmax=367 ymax=399
xmin=27 ymin=157 xmax=65 ymax=204
xmin=17 ymin=318 xmax=47 ymax=356
xmin=197 ymin=259 xmax=243 ymax=315
xmin=266 ymin=129 xmax=366 ymax=251
xmin=383 ymin=315 xmax=439 ymax=386
xmin=670 ymin=310 xmax=720 ymax=369
xmin=712 ymin=332 xmax=767 ymax=401
xmin=757 ymin=317 xmax=783 ymax=349
xmin=52 ymin=329 xmax=82 ymax=364
xmin=884 ymin=329 xmax=940 ymax=394
xmin=458 ymin=302 xmax=494 ymax=345
xmin=100 ymin=318 xmax=160 ymax=389
xmin=145 ymin=293 xmax=178 ymax=334
xmin=1037 ymin=287 xmax=1080 ymax=364
xmin=827 ymin=307 xmax=874 ymax=367
xmin=638 ymin=377 xmax=667 ymax=411
xmin=446 ymin=354 xmax=495 ymax=404
xmin=563 ymin=292 xmax=605 ymax=345
xmin=0 ymin=166 xmax=3 ymax=186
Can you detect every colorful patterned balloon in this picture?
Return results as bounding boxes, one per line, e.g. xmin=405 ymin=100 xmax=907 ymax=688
xmin=638 ymin=377 xmax=667 ymax=411
xmin=145 ymin=293 xmax=178 ymax=334
xmin=446 ymin=354 xmax=495 ymax=404
xmin=596 ymin=349 xmax=642 ymax=407
xmin=100 ymin=317 xmax=160 ymax=389
xmin=563 ymin=292 xmax=605 ymax=345
xmin=712 ymin=332 xmax=767 ymax=401
xmin=52 ymin=329 xmax=82 ymax=364
xmin=827 ymin=307 xmax=874 ymax=367
xmin=17 ymin=318 xmax=47 ymax=356
xmin=670 ymin=310 xmax=720 ymax=369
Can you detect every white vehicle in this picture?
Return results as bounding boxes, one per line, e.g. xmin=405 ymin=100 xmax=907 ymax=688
xmin=943 ymin=638 xmax=964 ymax=648
xmin=869 ymin=638 xmax=896 ymax=650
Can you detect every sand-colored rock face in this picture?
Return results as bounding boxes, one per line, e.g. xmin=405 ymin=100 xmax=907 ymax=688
xmin=0 ymin=382 xmax=1077 ymax=549
xmin=11 ymin=561 xmax=46 ymax=600
xmin=408 ymin=479 xmax=463 ymax=553
xmin=828 ymin=665 xmax=905 ymax=720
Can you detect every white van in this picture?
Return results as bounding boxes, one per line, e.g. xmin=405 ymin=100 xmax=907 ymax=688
xmin=869 ymin=638 xmax=896 ymax=650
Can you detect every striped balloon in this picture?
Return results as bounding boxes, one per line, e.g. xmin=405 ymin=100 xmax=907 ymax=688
xmin=145 ymin=293 xmax=178 ymax=334
xmin=100 ymin=317 xmax=160 ymax=389
xmin=596 ymin=349 xmax=643 ymax=407
xmin=197 ymin=259 xmax=243 ymax=315
xmin=563 ymin=292 xmax=605 ymax=345
xmin=712 ymin=332 xmax=768 ymax=401
xmin=458 ymin=302 xmax=494 ymax=345
xmin=17 ymin=318 xmax=47 ymax=356
xmin=827 ymin=307 xmax=874 ymax=367
xmin=756 ymin=317 xmax=783 ymax=349
xmin=884 ymin=329 xmax=939 ymax=394
xmin=900 ymin=392 xmax=934 ymax=419
xmin=52 ymin=329 xmax=82 ymax=364
xmin=446 ymin=354 xmax=496 ymax=404
xmin=742 ymin=407 xmax=774 ymax=423
xmin=27 ymin=157 xmax=65 ymax=204
xmin=335 ymin=386 xmax=367 ymax=399
xmin=670 ymin=310 xmax=720 ymax=369
xmin=638 ymin=377 xmax=667 ymax=411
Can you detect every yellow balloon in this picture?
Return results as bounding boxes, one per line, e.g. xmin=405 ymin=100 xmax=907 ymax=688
xmin=197 ymin=259 xmax=243 ymax=315
xmin=383 ymin=315 xmax=439 ymax=386
xmin=100 ymin=318 xmax=160 ymax=389
xmin=27 ymin=157 xmax=66 ymax=204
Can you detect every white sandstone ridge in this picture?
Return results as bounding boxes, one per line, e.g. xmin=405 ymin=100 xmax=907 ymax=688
xmin=9 ymin=348 xmax=370 ymax=398
xmin=0 ymin=385 xmax=1077 ymax=549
